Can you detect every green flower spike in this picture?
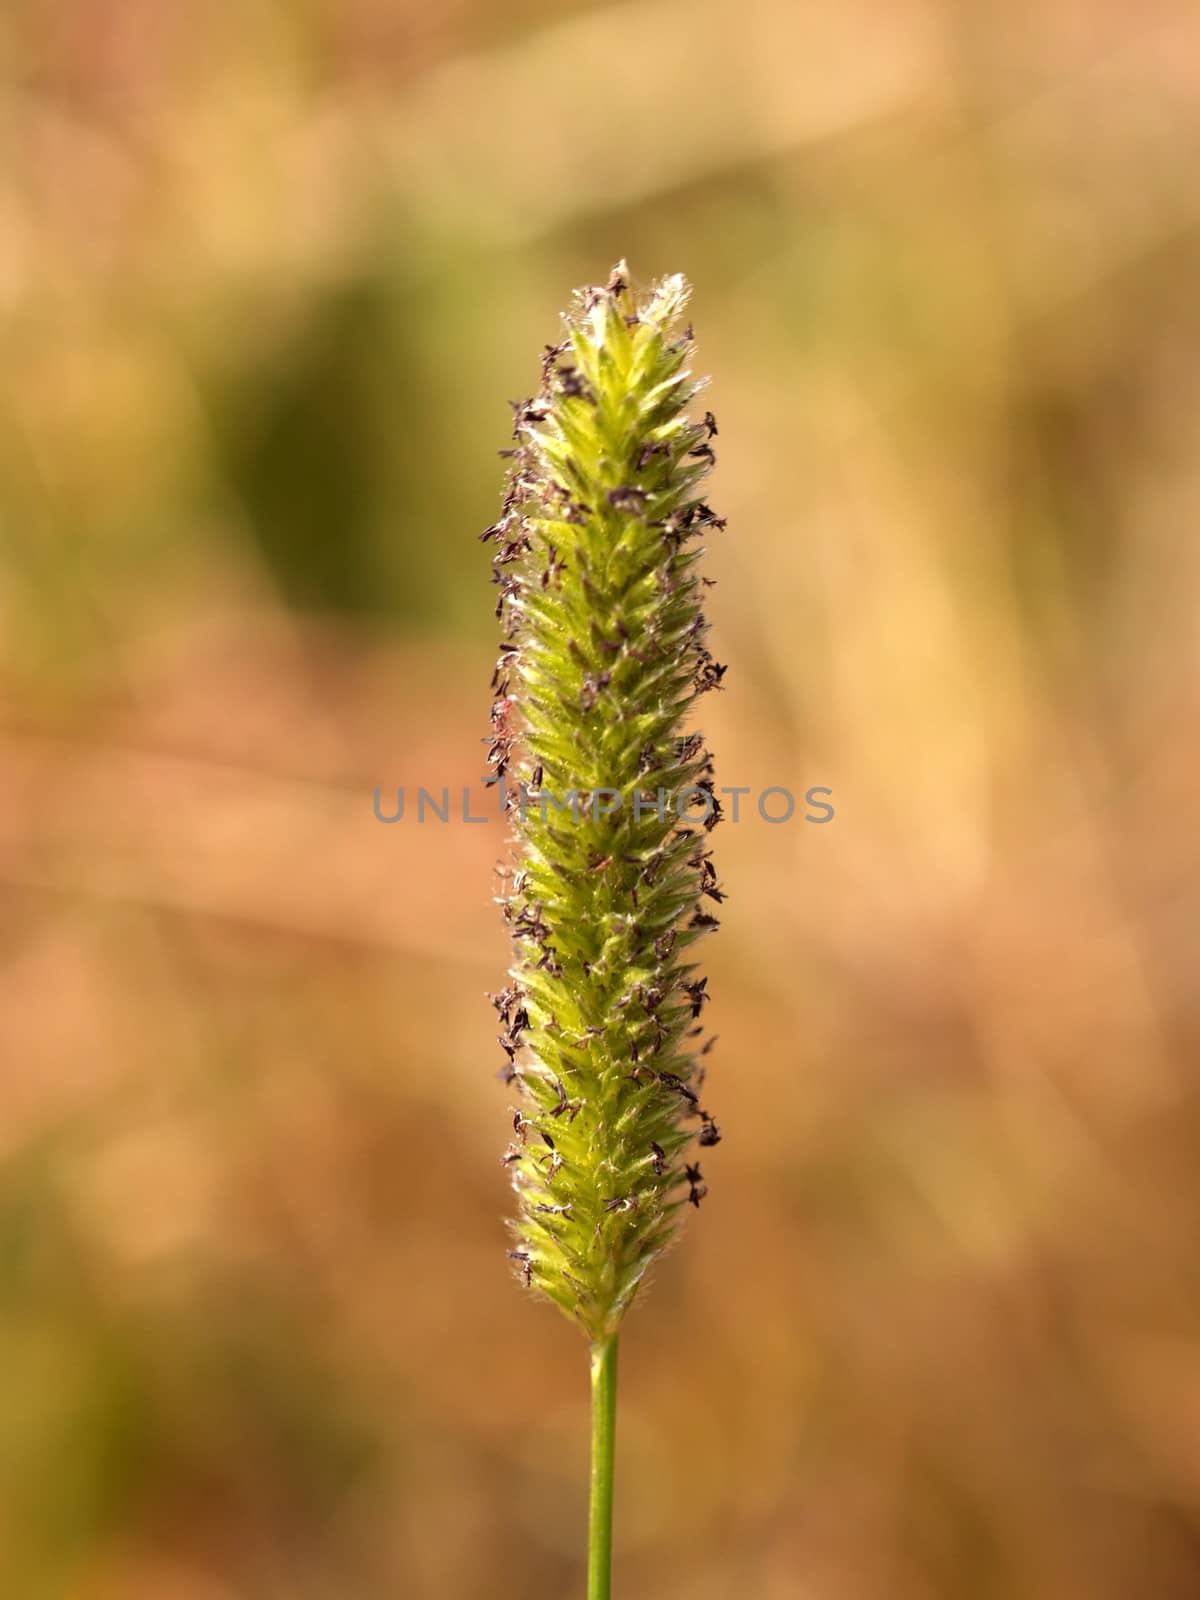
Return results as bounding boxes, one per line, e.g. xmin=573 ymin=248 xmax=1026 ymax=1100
xmin=482 ymin=262 xmax=727 ymax=1600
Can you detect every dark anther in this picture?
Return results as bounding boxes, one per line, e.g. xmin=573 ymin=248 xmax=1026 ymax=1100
xmin=698 ymin=1114 xmax=722 ymax=1148
xmin=489 ymin=984 xmax=518 ymax=1019
xmin=518 ymin=400 xmax=548 ymax=431
xmin=659 ymin=1072 xmax=699 ymax=1107
xmin=580 ymin=670 xmax=611 ymax=712
xmin=700 ymin=861 xmax=726 ymax=902
xmin=693 ymin=649 xmax=728 ymax=694
xmin=638 ymin=441 xmax=669 ymax=471
xmin=512 ymin=904 xmax=549 ymax=944
xmin=607 ymin=485 xmax=648 ymax=513
xmin=548 ymin=1078 xmax=575 ymax=1119
xmin=683 ymin=978 xmax=709 ymax=1018
xmin=558 ymin=366 xmax=588 ymax=400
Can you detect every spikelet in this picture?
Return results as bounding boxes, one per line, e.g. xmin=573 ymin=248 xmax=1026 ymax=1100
xmin=483 ymin=263 xmax=726 ymax=1341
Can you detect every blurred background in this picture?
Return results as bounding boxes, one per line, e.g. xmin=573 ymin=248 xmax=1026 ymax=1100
xmin=3 ymin=1 xmax=1200 ymax=1595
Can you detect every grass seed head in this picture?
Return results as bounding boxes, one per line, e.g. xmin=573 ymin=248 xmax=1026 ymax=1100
xmin=484 ymin=262 xmax=727 ymax=1340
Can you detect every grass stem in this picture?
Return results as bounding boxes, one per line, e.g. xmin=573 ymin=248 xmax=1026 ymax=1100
xmin=588 ymin=1334 xmax=619 ymax=1600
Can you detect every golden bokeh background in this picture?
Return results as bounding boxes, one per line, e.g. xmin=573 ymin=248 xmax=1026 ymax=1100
xmin=4 ymin=2 xmax=1200 ymax=1595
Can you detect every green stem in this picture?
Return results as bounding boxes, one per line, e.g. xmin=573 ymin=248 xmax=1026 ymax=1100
xmin=587 ymin=1334 xmax=619 ymax=1600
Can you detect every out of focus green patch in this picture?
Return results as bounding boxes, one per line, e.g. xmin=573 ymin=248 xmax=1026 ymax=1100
xmin=0 ymin=1157 xmax=379 ymax=1597
xmin=208 ymin=278 xmax=403 ymax=621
